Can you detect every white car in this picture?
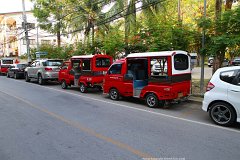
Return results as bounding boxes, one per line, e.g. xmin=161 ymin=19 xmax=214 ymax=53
xmin=202 ymin=66 xmax=240 ymax=126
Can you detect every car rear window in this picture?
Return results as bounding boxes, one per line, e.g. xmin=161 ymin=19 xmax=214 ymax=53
xmin=174 ymin=54 xmax=189 ymax=70
xmin=17 ymin=64 xmax=27 ymax=69
xmin=43 ymin=60 xmax=63 ymax=66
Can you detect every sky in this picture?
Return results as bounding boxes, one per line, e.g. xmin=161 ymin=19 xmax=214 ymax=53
xmin=0 ymin=0 xmax=33 ymax=14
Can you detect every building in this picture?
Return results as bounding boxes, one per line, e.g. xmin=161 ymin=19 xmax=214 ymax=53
xmin=0 ymin=11 xmax=69 ymax=57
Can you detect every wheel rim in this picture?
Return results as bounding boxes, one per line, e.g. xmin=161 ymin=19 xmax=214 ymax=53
xmin=147 ymin=96 xmax=156 ymax=107
xmin=62 ymin=81 xmax=66 ymax=88
xmin=38 ymin=76 xmax=42 ymax=84
xmin=80 ymin=84 xmax=85 ymax=92
xmin=110 ymin=90 xmax=117 ymax=100
xmin=211 ymin=105 xmax=231 ymax=124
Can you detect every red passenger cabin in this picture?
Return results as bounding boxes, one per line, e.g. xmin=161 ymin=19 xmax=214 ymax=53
xmin=103 ymin=50 xmax=191 ymax=108
xmin=59 ymin=54 xmax=113 ymax=93
xmin=0 ymin=58 xmax=14 ymax=75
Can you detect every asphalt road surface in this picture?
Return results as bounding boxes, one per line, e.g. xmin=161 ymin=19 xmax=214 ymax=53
xmin=0 ymin=76 xmax=240 ymax=160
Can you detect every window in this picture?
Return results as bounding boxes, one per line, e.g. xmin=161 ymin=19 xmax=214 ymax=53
xmin=108 ymin=64 xmax=122 ymax=75
xmin=150 ymin=57 xmax=168 ymax=77
xmin=43 ymin=60 xmax=63 ymax=66
xmin=2 ymin=60 xmax=13 ymax=64
xmin=41 ymin=40 xmax=51 ymax=45
xmin=61 ymin=62 xmax=69 ymax=69
xmin=220 ymin=70 xmax=239 ymax=85
xmin=23 ymin=39 xmax=26 ymax=45
xmin=17 ymin=64 xmax=27 ymax=69
xmin=82 ymin=59 xmax=91 ymax=71
xmin=31 ymin=62 xmax=36 ymax=67
xmin=29 ymin=39 xmax=35 ymax=45
xmin=174 ymin=54 xmax=189 ymax=70
xmin=96 ymin=58 xmax=111 ymax=67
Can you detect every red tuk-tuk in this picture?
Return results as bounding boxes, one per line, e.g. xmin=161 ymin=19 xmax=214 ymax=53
xmin=0 ymin=58 xmax=14 ymax=75
xmin=103 ymin=50 xmax=191 ymax=108
xmin=59 ymin=54 xmax=113 ymax=93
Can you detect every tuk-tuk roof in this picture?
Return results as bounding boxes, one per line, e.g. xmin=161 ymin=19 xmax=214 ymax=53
xmin=126 ymin=50 xmax=188 ymax=58
xmin=71 ymin=54 xmax=112 ymax=59
xmin=1 ymin=58 xmax=14 ymax=60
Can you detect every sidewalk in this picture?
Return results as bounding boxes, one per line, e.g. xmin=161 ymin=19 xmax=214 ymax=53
xmin=188 ymin=96 xmax=203 ymax=104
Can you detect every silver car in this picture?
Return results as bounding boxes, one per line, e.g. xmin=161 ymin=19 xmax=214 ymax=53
xmin=25 ymin=59 xmax=63 ymax=85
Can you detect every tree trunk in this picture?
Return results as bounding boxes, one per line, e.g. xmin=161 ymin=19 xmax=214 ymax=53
xmin=225 ymin=0 xmax=233 ymax=10
xmin=57 ymin=29 xmax=61 ymax=47
xmin=213 ymin=0 xmax=223 ymax=73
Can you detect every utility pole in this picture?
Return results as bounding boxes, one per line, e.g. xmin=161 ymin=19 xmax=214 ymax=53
xmin=22 ymin=0 xmax=31 ymax=63
xmin=200 ymin=0 xmax=207 ymax=94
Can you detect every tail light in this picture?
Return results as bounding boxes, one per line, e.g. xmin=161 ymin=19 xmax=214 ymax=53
xmin=45 ymin=67 xmax=53 ymax=71
xmin=206 ymin=82 xmax=215 ymax=92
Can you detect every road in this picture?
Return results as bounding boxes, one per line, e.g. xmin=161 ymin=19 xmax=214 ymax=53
xmin=0 ymin=76 xmax=240 ymax=160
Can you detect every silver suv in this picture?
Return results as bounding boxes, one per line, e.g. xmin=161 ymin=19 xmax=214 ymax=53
xmin=25 ymin=59 xmax=63 ymax=85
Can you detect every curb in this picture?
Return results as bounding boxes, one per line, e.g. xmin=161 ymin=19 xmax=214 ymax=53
xmin=187 ymin=95 xmax=203 ymax=105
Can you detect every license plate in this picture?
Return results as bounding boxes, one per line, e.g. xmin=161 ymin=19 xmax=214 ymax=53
xmin=178 ymin=92 xmax=183 ymax=98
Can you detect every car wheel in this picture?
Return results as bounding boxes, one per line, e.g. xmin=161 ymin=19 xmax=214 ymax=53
xmin=14 ymin=73 xmax=18 ymax=79
xmin=209 ymin=102 xmax=236 ymax=126
xmin=25 ymin=73 xmax=30 ymax=82
xmin=38 ymin=74 xmax=45 ymax=85
xmin=145 ymin=93 xmax=159 ymax=108
xmin=6 ymin=72 xmax=10 ymax=78
xmin=79 ymin=83 xmax=87 ymax=93
xmin=61 ymin=80 xmax=68 ymax=89
xmin=109 ymin=88 xmax=119 ymax=100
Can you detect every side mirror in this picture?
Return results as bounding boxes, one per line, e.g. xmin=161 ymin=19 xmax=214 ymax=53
xmin=124 ymin=74 xmax=133 ymax=80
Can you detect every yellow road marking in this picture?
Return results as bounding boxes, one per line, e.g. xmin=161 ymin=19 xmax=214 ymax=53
xmin=0 ymin=90 xmax=153 ymax=158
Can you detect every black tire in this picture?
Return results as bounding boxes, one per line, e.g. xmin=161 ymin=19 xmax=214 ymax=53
xmin=14 ymin=73 xmax=18 ymax=79
xmin=209 ymin=102 xmax=236 ymax=126
xmin=6 ymin=72 xmax=10 ymax=78
xmin=25 ymin=72 xmax=30 ymax=82
xmin=145 ymin=93 xmax=159 ymax=108
xmin=38 ymin=74 xmax=45 ymax=85
xmin=79 ymin=83 xmax=87 ymax=93
xmin=61 ymin=80 xmax=68 ymax=89
xmin=109 ymin=88 xmax=119 ymax=100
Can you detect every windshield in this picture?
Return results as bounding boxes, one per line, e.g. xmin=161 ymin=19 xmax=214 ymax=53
xmin=2 ymin=60 xmax=14 ymax=64
xmin=17 ymin=64 xmax=27 ymax=69
xmin=43 ymin=60 xmax=63 ymax=66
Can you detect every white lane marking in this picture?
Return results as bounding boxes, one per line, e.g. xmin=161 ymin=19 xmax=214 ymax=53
xmin=6 ymin=78 xmax=240 ymax=134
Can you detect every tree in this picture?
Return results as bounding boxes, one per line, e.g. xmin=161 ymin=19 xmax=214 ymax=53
xmin=31 ymin=0 xmax=66 ymax=47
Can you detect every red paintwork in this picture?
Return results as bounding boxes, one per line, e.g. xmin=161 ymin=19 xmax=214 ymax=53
xmin=0 ymin=58 xmax=14 ymax=74
xmin=59 ymin=54 xmax=113 ymax=89
xmin=103 ymin=55 xmax=191 ymax=101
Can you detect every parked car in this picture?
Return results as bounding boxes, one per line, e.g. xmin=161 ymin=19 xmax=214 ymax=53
xmin=25 ymin=59 xmax=63 ymax=85
xmin=190 ymin=53 xmax=197 ymax=70
xmin=202 ymin=66 xmax=240 ymax=126
xmin=151 ymin=60 xmax=168 ymax=75
xmin=208 ymin=57 xmax=229 ymax=67
xmin=7 ymin=63 xmax=28 ymax=79
xmin=231 ymin=57 xmax=240 ymax=66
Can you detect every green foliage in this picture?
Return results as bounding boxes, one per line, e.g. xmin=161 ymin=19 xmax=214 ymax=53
xmin=30 ymin=45 xmax=74 ymax=60
xmin=205 ymin=6 xmax=240 ymax=57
